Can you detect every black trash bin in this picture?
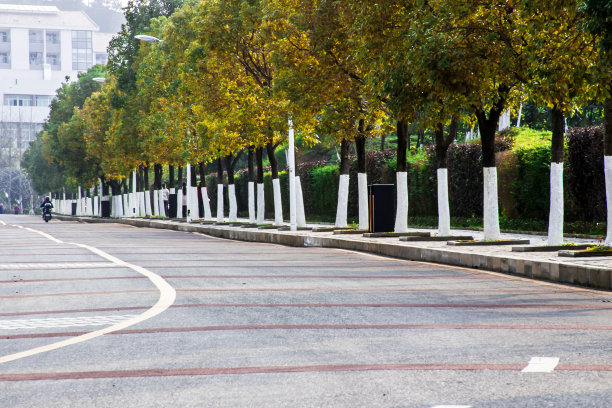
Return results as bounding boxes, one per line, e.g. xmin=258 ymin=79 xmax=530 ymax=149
xmin=368 ymin=184 xmax=395 ymax=233
xmin=71 ymin=202 xmax=77 ymax=216
xmin=169 ymin=192 xmax=177 ymax=218
xmin=101 ymin=198 xmax=110 ymax=218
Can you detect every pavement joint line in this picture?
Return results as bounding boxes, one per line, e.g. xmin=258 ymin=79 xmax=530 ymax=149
xmin=521 ymin=357 xmax=560 ymax=373
xmin=0 ymin=224 xmax=176 ymax=365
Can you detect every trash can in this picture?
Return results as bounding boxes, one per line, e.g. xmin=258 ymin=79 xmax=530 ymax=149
xmin=101 ymin=198 xmax=110 ymax=218
xmin=368 ymin=184 xmax=395 ymax=233
xmin=71 ymin=201 xmax=77 ymax=216
xmin=169 ymin=192 xmax=177 ymax=218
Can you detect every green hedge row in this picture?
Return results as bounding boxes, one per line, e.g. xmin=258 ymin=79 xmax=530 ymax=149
xmin=200 ymin=126 xmax=606 ymax=224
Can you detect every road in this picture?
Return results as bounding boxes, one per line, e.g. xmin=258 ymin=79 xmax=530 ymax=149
xmin=1 ymin=215 xmax=612 ymax=407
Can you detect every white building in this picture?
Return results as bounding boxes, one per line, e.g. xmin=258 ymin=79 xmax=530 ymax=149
xmin=0 ymin=4 xmax=113 ymax=165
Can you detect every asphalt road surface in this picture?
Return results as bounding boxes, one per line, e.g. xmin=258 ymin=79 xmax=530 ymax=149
xmin=1 ymin=215 xmax=612 ymax=407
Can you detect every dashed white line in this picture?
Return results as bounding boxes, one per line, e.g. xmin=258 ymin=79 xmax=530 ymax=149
xmin=431 ymin=405 xmax=472 ymax=408
xmin=0 ymin=315 xmax=138 ymax=330
xmin=522 ymin=357 xmax=560 ymax=373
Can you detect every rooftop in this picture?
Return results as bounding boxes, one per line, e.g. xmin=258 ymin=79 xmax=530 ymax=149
xmin=0 ymin=4 xmax=99 ymax=31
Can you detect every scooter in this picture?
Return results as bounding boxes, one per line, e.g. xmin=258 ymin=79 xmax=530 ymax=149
xmin=42 ymin=203 xmax=52 ymax=222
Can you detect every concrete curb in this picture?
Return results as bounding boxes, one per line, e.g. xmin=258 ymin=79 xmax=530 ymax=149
xmin=55 ymin=215 xmax=612 ymax=291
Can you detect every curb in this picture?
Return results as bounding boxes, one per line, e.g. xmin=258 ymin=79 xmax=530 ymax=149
xmin=55 ymin=215 xmax=612 ymax=291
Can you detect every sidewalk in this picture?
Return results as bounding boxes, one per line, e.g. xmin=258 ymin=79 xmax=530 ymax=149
xmin=56 ymin=215 xmax=612 ymax=291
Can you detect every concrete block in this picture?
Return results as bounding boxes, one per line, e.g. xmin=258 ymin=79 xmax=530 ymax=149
xmin=549 ymin=263 xmax=559 ymax=281
xmin=515 ymin=259 xmax=525 ymax=275
xmin=559 ymin=264 xmax=575 ymax=284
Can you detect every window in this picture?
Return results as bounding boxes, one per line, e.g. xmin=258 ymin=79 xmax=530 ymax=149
xmin=35 ymin=95 xmax=51 ymax=107
xmin=72 ymin=30 xmax=92 ymax=70
xmin=29 ymin=52 xmax=42 ymax=67
xmin=0 ymin=30 xmax=9 ymax=43
xmin=95 ymin=53 xmax=107 ymax=65
xmin=0 ymin=52 xmax=8 ymax=64
xmin=3 ymin=95 xmax=50 ymax=107
xmin=46 ymin=53 xmax=58 ymax=65
xmin=46 ymin=31 xmax=59 ymax=45
xmin=29 ymin=30 xmax=43 ymax=44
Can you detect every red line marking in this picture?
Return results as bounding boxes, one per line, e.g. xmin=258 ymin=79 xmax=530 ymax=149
xmin=0 ymin=289 xmax=156 ymax=299
xmin=5 ymin=323 xmax=612 ymax=340
xmin=0 ymin=363 xmax=528 ymax=381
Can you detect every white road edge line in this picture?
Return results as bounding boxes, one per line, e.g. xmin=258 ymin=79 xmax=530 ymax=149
xmin=0 ymin=225 xmax=176 ymax=365
xmin=521 ymin=357 xmax=560 ymax=373
xmin=431 ymin=405 xmax=472 ymax=408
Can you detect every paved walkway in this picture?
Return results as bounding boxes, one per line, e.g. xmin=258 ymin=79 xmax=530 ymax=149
xmin=57 ymin=216 xmax=612 ymax=291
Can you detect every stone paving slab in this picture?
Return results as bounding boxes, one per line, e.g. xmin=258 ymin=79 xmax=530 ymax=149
xmin=55 ymin=215 xmax=612 ymax=291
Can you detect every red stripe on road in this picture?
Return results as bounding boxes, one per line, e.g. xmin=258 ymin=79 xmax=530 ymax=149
xmin=0 ymin=363 xmax=527 ymax=381
xmin=5 ymin=323 xmax=612 ymax=340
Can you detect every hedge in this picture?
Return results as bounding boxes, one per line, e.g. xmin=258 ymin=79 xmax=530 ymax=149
xmin=199 ymin=126 xmax=606 ymax=225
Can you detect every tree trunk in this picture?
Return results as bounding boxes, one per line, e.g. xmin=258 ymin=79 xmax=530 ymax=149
xmin=548 ymin=106 xmax=565 ymax=246
xmin=266 ymin=142 xmax=278 ymax=179
xmin=604 ymin=97 xmax=612 ymax=245
xmin=434 ymin=119 xmax=458 ymax=236
xmin=190 ymin=164 xmax=197 ymax=187
xmin=395 ymin=119 xmax=410 ymax=232
xmin=335 ymin=138 xmax=351 ymax=227
xmin=256 ymin=147 xmax=265 ymax=223
xmin=169 ymin=165 xmax=175 ymax=189
xmin=198 ymin=162 xmax=206 ymax=187
xmin=144 ymin=164 xmax=149 ymax=190
xmin=177 ymin=166 xmax=183 ymax=187
xmin=153 ymin=164 xmax=162 ymax=190
xmin=551 ymin=106 xmax=564 ymax=164
xmin=225 ymin=154 xmax=235 ymax=184
xmin=475 ymin=88 xmax=508 ymax=241
xmin=356 ymin=122 xmax=368 ymax=230
xmin=380 ymin=134 xmax=386 ymax=151
xmin=396 ymin=119 xmax=409 ymax=172
xmin=248 ymin=146 xmax=255 ymax=182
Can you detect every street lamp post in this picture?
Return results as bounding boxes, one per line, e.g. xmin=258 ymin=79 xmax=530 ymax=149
xmin=288 ymin=119 xmax=296 ymax=231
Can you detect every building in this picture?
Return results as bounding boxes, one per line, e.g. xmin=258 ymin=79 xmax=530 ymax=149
xmin=0 ymin=4 xmax=113 ymax=167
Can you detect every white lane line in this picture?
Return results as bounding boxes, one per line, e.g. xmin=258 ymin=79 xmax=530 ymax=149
xmin=522 ymin=357 xmax=560 ymax=373
xmin=0 ymin=226 xmax=176 ymax=365
xmin=0 ymin=315 xmax=138 ymax=330
xmin=0 ymin=219 xmax=6 ymax=226
xmin=24 ymin=227 xmax=64 ymax=244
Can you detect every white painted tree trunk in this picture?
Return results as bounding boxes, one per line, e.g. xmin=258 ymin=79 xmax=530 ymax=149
xmin=548 ymin=162 xmax=564 ymax=246
xmin=248 ymin=181 xmax=255 ymax=223
xmin=190 ymin=187 xmax=200 ymax=221
xmin=153 ymin=190 xmax=159 ymax=216
xmin=605 ymin=156 xmax=612 ymax=246
xmin=77 ymin=186 xmax=82 ymax=216
xmin=358 ymin=173 xmax=368 ymax=230
xmin=228 ymin=184 xmax=238 ymax=222
xmin=145 ymin=191 xmax=152 ymax=216
xmin=335 ymin=174 xmax=350 ymax=228
xmin=296 ymin=176 xmax=306 ymax=227
xmin=483 ymin=167 xmax=501 ymax=240
xmin=202 ymin=187 xmax=212 ymax=220
xmin=86 ymin=197 xmax=93 ymax=216
xmin=257 ymin=183 xmax=265 ymax=224
xmin=93 ymin=196 xmax=99 ymax=216
xmin=437 ymin=168 xmax=451 ymax=236
xmin=176 ymin=189 xmax=183 ymax=218
xmin=122 ymin=194 xmax=130 ymax=218
xmin=217 ymin=184 xmax=224 ymax=223
xmin=394 ymin=171 xmax=408 ymax=233
xmin=158 ymin=190 xmax=166 ymax=217
xmin=272 ymin=178 xmax=283 ymax=225
xmin=138 ymin=192 xmax=146 ymax=216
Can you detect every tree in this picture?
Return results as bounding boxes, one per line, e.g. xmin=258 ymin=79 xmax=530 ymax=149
xmin=582 ymin=0 xmax=612 ymax=245
xmin=521 ymin=0 xmax=598 ymax=245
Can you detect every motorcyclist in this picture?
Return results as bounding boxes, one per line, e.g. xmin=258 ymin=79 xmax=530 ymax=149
xmin=40 ymin=196 xmax=53 ymax=219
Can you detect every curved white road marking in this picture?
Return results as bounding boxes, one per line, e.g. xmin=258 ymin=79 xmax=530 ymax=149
xmin=0 ymin=225 xmax=176 ymax=365
xmin=522 ymin=357 xmax=559 ymax=373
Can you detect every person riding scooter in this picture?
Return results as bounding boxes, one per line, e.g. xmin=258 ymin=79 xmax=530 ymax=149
xmin=40 ymin=196 xmax=53 ymax=222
